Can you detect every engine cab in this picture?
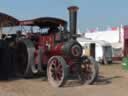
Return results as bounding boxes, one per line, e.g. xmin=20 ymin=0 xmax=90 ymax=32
xmin=19 ymin=17 xmax=82 ymax=66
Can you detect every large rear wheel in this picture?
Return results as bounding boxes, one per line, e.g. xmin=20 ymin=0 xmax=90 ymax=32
xmin=15 ymin=39 xmax=42 ymax=78
xmin=47 ymin=56 xmax=68 ymax=87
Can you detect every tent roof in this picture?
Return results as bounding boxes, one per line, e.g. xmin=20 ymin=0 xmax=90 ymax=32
xmin=0 ymin=12 xmax=19 ymax=27
xmin=111 ymin=43 xmax=122 ymax=49
xmin=77 ymin=37 xmax=111 ymax=46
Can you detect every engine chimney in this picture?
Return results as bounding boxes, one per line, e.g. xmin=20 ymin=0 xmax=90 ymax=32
xmin=68 ymin=6 xmax=79 ymax=40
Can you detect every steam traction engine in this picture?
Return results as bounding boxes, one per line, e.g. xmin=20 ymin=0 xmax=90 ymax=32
xmin=15 ymin=6 xmax=98 ymax=87
xmin=0 ymin=6 xmax=98 ymax=87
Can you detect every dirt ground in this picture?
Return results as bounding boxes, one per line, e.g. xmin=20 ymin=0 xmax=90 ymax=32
xmin=0 ymin=63 xmax=128 ymax=96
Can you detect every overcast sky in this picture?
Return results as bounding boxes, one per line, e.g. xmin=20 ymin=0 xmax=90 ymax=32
xmin=0 ymin=0 xmax=128 ymax=32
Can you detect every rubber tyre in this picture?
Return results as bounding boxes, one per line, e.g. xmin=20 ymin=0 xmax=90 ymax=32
xmin=102 ymin=57 xmax=108 ymax=64
xmin=108 ymin=60 xmax=112 ymax=64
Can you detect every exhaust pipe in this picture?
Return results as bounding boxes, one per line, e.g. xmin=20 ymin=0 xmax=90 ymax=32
xmin=68 ymin=6 xmax=79 ymax=40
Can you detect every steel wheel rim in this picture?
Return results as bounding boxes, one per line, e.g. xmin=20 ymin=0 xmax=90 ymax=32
xmin=48 ymin=58 xmax=64 ymax=87
xmin=31 ymin=64 xmax=38 ymax=73
xmin=81 ymin=59 xmax=96 ymax=84
xmin=31 ymin=52 xmax=39 ymax=74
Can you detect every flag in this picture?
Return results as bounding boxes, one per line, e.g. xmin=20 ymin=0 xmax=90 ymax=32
xmin=90 ymin=29 xmax=96 ymax=32
xmin=89 ymin=28 xmax=98 ymax=32
xmin=107 ymin=26 xmax=118 ymax=31
xmin=111 ymin=27 xmax=118 ymax=31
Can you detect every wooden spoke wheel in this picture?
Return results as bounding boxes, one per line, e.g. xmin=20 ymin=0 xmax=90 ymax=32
xmin=79 ymin=56 xmax=99 ymax=85
xmin=47 ymin=56 xmax=68 ymax=87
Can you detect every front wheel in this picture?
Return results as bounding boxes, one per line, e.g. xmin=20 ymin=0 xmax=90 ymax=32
xmin=47 ymin=56 xmax=68 ymax=87
xmin=78 ymin=56 xmax=99 ymax=85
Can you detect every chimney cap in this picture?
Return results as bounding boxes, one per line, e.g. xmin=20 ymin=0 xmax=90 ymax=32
xmin=68 ymin=6 xmax=79 ymax=11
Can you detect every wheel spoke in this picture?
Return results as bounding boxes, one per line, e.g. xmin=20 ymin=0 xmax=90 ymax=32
xmin=56 ymin=73 xmax=62 ymax=80
xmin=51 ymin=64 xmax=55 ymax=68
xmin=47 ymin=56 xmax=68 ymax=87
xmin=57 ymin=63 xmax=62 ymax=70
xmin=79 ymin=57 xmax=98 ymax=84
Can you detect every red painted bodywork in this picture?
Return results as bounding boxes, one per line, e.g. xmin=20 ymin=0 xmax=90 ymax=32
xmin=19 ymin=17 xmax=81 ymax=73
xmin=124 ymin=26 xmax=128 ymax=56
xmin=33 ymin=31 xmax=77 ymax=72
xmin=36 ymin=32 xmax=64 ymax=65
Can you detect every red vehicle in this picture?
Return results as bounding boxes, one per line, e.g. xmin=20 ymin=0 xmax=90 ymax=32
xmin=0 ymin=6 xmax=98 ymax=87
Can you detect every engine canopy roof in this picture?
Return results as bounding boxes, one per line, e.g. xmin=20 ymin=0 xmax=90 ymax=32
xmin=20 ymin=17 xmax=67 ymax=28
